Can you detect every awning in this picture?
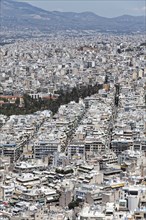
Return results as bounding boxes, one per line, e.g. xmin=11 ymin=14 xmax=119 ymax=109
xmin=111 ymin=183 xmax=125 ymax=188
xmin=14 ymin=190 xmax=22 ymax=195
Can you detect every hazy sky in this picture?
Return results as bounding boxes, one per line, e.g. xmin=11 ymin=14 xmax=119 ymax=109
xmin=21 ymin=0 xmax=146 ymax=17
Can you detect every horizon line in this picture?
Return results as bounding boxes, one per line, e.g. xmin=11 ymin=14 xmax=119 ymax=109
xmin=3 ymin=0 xmax=146 ymax=18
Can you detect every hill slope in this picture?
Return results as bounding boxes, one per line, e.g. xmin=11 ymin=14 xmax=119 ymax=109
xmin=1 ymin=0 xmax=145 ymax=33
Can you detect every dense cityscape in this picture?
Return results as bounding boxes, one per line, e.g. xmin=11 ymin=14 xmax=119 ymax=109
xmin=0 ymin=0 xmax=146 ymax=220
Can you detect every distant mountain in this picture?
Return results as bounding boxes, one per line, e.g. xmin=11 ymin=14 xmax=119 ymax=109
xmin=1 ymin=0 xmax=145 ymax=33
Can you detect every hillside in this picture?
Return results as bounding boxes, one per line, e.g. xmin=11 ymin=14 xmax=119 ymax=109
xmin=1 ymin=0 xmax=145 ymax=33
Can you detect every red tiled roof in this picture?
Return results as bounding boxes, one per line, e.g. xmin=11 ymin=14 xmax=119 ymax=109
xmin=0 ymin=95 xmax=22 ymax=99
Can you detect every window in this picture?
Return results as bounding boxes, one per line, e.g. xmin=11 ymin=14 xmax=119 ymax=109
xmin=129 ymin=191 xmax=138 ymax=196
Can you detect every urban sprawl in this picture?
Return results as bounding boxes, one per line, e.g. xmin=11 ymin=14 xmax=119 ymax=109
xmin=0 ymin=33 xmax=146 ymax=220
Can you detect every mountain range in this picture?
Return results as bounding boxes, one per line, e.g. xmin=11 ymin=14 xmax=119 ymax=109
xmin=1 ymin=0 xmax=145 ymax=33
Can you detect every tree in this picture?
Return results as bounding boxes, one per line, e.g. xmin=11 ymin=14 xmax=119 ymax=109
xmin=104 ymin=75 xmax=108 ymax=84
xmin=15 ymin=97 xmax=20 ymax=106
xmin=68 ymin=200 xmax=79 ymax=209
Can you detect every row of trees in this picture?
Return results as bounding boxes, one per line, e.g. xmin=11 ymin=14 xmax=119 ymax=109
xmin=114 ymin=84 xmax=120 ymax=107
xmin=0 ymin=83 xmax=103 ymax=116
